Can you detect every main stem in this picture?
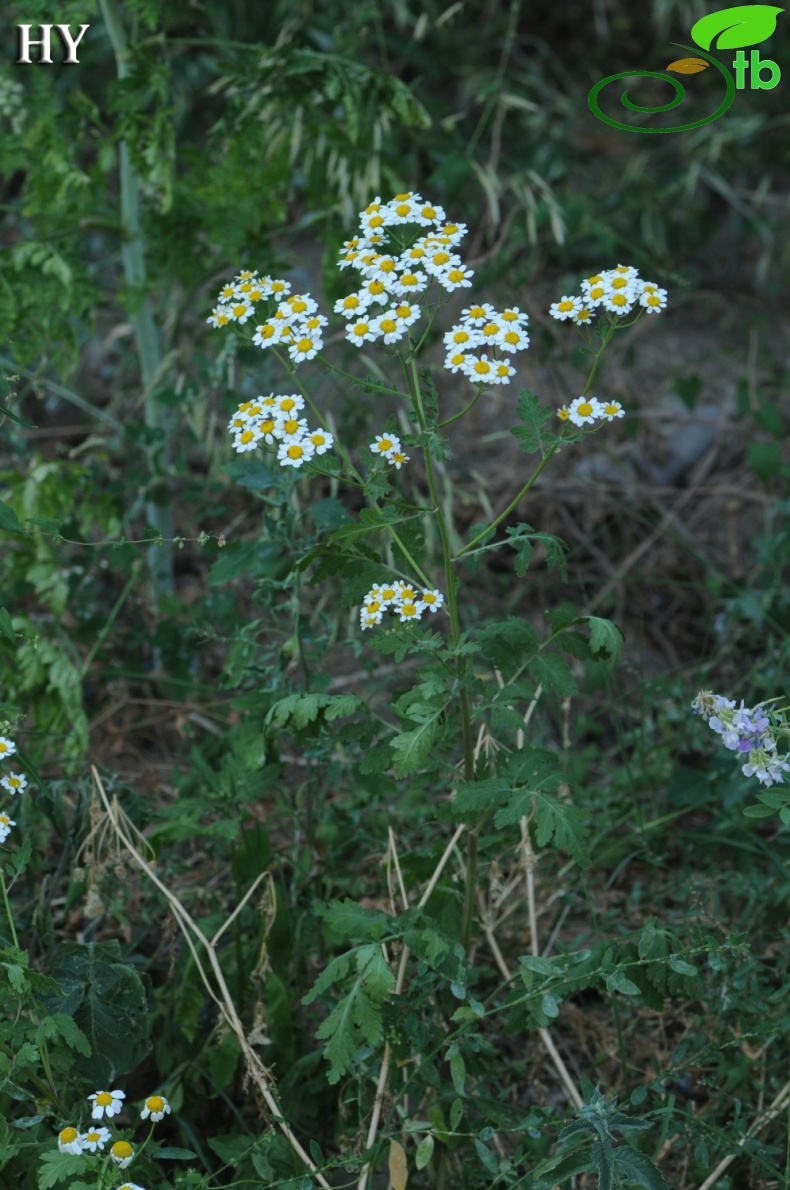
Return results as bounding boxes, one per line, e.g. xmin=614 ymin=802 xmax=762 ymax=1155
xmin=407 ymin=357 xmax=476 ymax=953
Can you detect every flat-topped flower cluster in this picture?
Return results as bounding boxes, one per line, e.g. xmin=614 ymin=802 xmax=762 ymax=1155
xmin=360 ymin=580 xmax=445 ymax=630
xmin=0 ymin=731 xmax=26 ymax=844
xmin=227 ymin=393 xmax=334 ymax=467
xmin=692 ymin=690 xmax=790 ymax=788
xmin=550 ymin=265 xmax=668 ymax=323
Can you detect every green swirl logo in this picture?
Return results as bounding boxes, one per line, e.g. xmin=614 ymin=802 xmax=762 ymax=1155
xmin=588 ymin=4 xmax=783 ymax=134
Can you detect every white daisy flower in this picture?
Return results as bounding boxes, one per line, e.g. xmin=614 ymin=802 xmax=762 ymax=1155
xmin=417 ymin=589 xmax=444 ymax=613
xmin=288 ymin=333 xmax=322 ymax=362
xmin=0 ymin=737 xmax=17 ymax=760
xmin=306 ymin=428 xmax=334 ymax=455
xmin=226 ymin=301 xmax=255 ymax=324
xmin=0 ymin=773 xmax=27 ymax=795
xmin=232 ymin=426 xmax=262 ymax=453
xmin=391 ymin=301 xmax=420 ymax=327
xmin=600 ymin=400 xmax=625 ymax=421
xmin=207 ymin=307 xmax=231 ymax=328
xmin=370 ymin=433 xmax=401 ymax=460
xmin=274 ymin=416 xmax=309 ymax=441
xmin=110 ymin=1140 xmax=135 ymax=1169
xmin=141 ymin=1094 xmax=171 ymax=1123
xmin=549 ymin=295 xmax=583 ymax=321
xmin=568 ymin=395 xmax=603 ymax=426
xmin=444 ymin=352 xmax=470 ymax=374
xmin=57 ymin=1127 xmax=82 ymax=1155
xmin=278 ymin=439 xmax=316 ymax=468
xmin=346 ymin=319 xmax=378 ymax=345
xmin=89 ymin=1090 xmax=126 ymax=1120
xmin=0 ymin=814 xmax=15 ymax=843
xmin=390 ymin=270 xmax=428 ymax=298
xmin=460 ymin=303 xmax=496 ymax=327
xmin=371 ymin=313 xmax=406 ymax=344
xmin=496 ymin=326 xmax=530 ymax=352
xmin=334 ymin=293 xmax=366 ymax=318
xmin=79 ymin=1126 xmax=112 ymax=1153
xmin=640 ymin=289 xmax=667 ymax=313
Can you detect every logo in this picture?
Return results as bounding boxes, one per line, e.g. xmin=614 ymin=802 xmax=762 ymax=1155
xmin=589 ymin=4 xmax=783 ymax=133
xmin=16 ymin=24 xmax=90 ymax=65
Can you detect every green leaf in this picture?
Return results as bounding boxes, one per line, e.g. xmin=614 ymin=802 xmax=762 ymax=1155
xmin=315 ymin=975 xmax=384 ymax=1084
xmin=510 ymin=389 xmax=558 ymax=457
xmin=667 ymin=957 xmax=697 ymax=977
xmin=0 ymin=607 xmax=15 ymax=643
xmin=390 ymin=719 xmax=439 ymax=777
xmin=528 ymin=653 xmax=576 ymax=696
xmin=415 ymin=1135 xmax=435 ymax=1170
xmin=496 ymin=784 xmax=590 ymax=868
xmin=320 ymin=899 xmax=391 ymax=942
xmin=356 ymin=944 xmax=396 ymax=1002
xmin=450 ymin=1051 xmax=466 ymax=1094
xmin=37 ymin=1151 xmax=85 ymax=1190
xmin=691 ymin=5 xmax=783 ymax=50
xmin=584 ymin=615 xmax=624 ymax=661
xmin=613 ymin=1146 xmax=669 ymax=1189
xmin=0 ymin=498 xmax=28 ymax=536
xmin=473 ymin=1137 xmax=499 ymax=1174
xmin=154 ymin=1146 xmax=199 ymax=1160
xmin=47 ymin=941 xmax=150 ymax=1083
xmin=592 ymin=1140 xmax=616 ymax=1190
xmin=450 ymin=1098 xmax=463 ymax=1130
xmin=34 ymin=1012 xmax=91 ymax=1056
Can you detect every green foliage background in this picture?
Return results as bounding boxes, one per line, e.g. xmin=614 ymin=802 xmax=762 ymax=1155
xmin=1 ymin=1 xmax=790 ymax=1188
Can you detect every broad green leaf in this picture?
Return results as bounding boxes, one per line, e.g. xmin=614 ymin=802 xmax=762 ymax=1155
xmin=450 ymin=1051 xmax=466 ymax=1094
xmin=47 ymin=941 xmax=150 ymax=1083
xmin=691 ymin=5 xmax=783 ymax=49
xmin=584 ymin=615 xmax=624 ymax=660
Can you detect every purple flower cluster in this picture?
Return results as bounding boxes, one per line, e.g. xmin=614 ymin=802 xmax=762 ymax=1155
xmin=692 ymin=691 xmax=790 ymax=788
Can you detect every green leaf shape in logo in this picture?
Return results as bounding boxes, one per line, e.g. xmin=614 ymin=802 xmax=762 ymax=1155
xmin=691 ymin=4 xmax=783 ymax=50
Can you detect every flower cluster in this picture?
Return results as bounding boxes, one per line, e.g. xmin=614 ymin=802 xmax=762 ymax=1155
xmin=228 ymin=393 xmax=334 ymax=469
xmin=692 ymin=691 xmax=790 ymax=788
xmin=332 ymin=193 xmax=528 ymax=386
xmin=556 ymin=395 xmax=625 ymax=427
xmin=444 ymin=302 xmax=529 ymax=387
xmin=360 ymin=581 xmax=445 ymax=630
xmin=549 ymin=265 xmax=668 ymax=323
xmin=0 ymin=731 xmax=25 ymax=844
xmin=208 ymin=274 xmax=329 ymax=365
xmin=56 ymin=1088 xmax=170 ymax=1185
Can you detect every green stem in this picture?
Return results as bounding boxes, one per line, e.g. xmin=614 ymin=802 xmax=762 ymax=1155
xmin=454 ymin=442 xmax=562 ymax=561
xmin=405 ymin=353 xmax=476 ymax=951
xmin=439 ymin=388 xmax=482 ymax=429
xmin=0 ymin=869 xmax=19 ymax=948
xmin=99 ymin=0 xmax=173 ymax=615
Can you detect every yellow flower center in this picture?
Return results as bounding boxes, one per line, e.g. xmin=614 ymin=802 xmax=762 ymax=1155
xmin=401 ymin=603 xmax=417 ymax=617
xmin=260 ymin=419 xmax=276 ymax=434
xmin=296 ymin=338 xmax=313 ymax=352
xmin=59 ymin=1128 xmax=78 ymax=1143
xmin=578 ymin=402 xmax=593 ymax=417
xmin=343 ymin=296 xmax=360 ymax=309
xmin=291 ymin=299 xmax=307 ymax=313
xmin=283 ymin=419 xmax=300 ymax=434
xmin=468 ymin=307 xmax=485 ymax=319
xmin=400 ymin=274 xmax=418 ymax=287
xmin=611 ymin=276 xmax=628 ymax=290
xmin=353 ymin=323 xmax=370 ymax=337
xmin=380 ymin=259 xmax=396 ymax=272
xmin=287 ymin=444 xmax=304 ymax=459
xmin=86 ymin=1132 xmax=102 ymax=1143
xmin=112 ymin=1141 xmax=134 ymax=1158
xmin=380 ymin=319 xmax=396 ymax=334
xmin=452 ymin=330 xmax=470 ymax=344
xmin=447 ymin=270 xmax=465 ymax=282
xmin=482 ymin=323 xmax=499 ymax=337
xmin=368 ymin=281 xmax=385 ymax=294
xmin=95 ymin=1092 xmax=113 ymax=1106
xmin=473 ymin=360 xmax=491 ymax=374
xmin=422 ymin=593 xmax=437 ymax=604
xmin=378 ymin=439 xmax=393 ymax=451
xmin=240 ymin=430 xmax=255 ymax=444
xmin=558 ymin=300 xmax=574 ymax=312
xmin=368 ymin=214 xmax=385 ymax=228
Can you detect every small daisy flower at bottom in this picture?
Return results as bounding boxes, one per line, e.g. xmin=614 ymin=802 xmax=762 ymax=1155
xmin=117 ymin=1184 xmax=147 ymax=1190
xmin=89 ymin=1089 xmax=126 ymax=1120
xmin=389 ymin=450 xmax=409 ymax=469
xmin=80 ymin=1126 xmax=111 ymax=1153
xmin=141 ymin=1094 xmax=171 ymax=1123
xmin=557 ymin=406 xmax=571 ymax=422
xmin=0 ymin=736 xmax=17 ymax=760
xmin=57 ymin=1127 xmax=82 ymax=1155
xmin=278 ymin=440 xmax=316 ymax=469
xmin=110 ymin=1140 xmax=135 ymax=1168
xmin=0 ymin=815 xmax=16 ymax=842
xmin=568 ymin=396 xmax=603 ymax=427
xmin=600 ymin=400 xmax=625 ymax=421
xmin=398 ymin=601 xmax=423 ymax=622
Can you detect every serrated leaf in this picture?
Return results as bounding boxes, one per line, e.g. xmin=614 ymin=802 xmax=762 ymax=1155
xmin=593 ymin=1140 xmax=616 ymax=1190
xmin=356 ymin=943 xmax=396 ymax=1002
xmin=496 ymin=788 xmax=590 ymax=868
xmin=528 ymin=652 xmax=576 ymax=696
xmin=691 ymin=4 xmax=783 ymax=50
xmin=319 ymin=899 xmax=391 ymax=942
xmin=510 ymin=389 xmax=557 ymax=457
xmin=613 ymin=1146 xmax=669 ymax=1189
xmin=389 ymin=1139 xmax=408 ymax=1190
xmin=37 ymin=1151 xmax=85 ymax=1189
xmin=315 ymin=978 xmax=383 ymax=1084
xmin=390 ymin=719 xmax=438 ymax=777
xmin=584 ymin=615 xmax=624 ymax=660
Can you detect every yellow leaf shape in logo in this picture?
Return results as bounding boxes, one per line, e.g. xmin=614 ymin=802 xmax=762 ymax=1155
xmin=666 ymin=57 xmax=710 ymax=72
